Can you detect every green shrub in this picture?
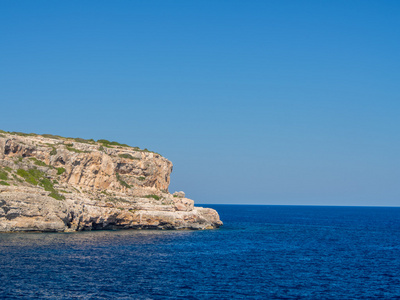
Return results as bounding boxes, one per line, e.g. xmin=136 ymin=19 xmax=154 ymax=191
xmin=97 ymin=139 xmax=109 ymax=144
xmin=0 ymin=170 xmax=8 ymax=180
xmin=73 ymin=138 xmax=86 ymax=143
xmin=0 ymin=134 xmax=5 ymax=138
xmin=10 ymin=132 xmax=36 ymax=137
xmin=41 ymin=134 xmax=63 ymax=140
xmin=111 ymin=141 xmax=129 ymax=147
xmin=17 ymin=169 xmax=41 ymax=185
xmin=12 ymin=174 xmax=22 ymax=182
xmin=118 ymin=153 xmax=139 ymax=160
xmin=97 ymin=139 xmax=130 ymax=148
xmin=138 ymin=176 xmax=146 ymax=181
xmin=116 ymin=173 xmax=131 ymax=188
xmin=72 ymin=137 xmax=95 ymax=144
xmin=57 ymin=167 xmax=66 ymax=175
xmin=38 ymin=177 xmax=65 ymax=200
xmin=3 ymin=167 xmax=12 ymax=172
xmin=16 ymin=168 xmax=44 ymax=185
xmin=50 ymin=147 xmax=57 ymax=155
xmin=0 ymin=181 xmax=10 ymax=186
xmin=144 ymin=194 xmax=161 ymax=200
xmin=29 ymin=157 xmax=48 ymax=167
xmin=40 ymin=177 xmax=53 ymax=191
xmin=97 ymin=140 xmax=112 ymax=148
xmin=48 ymin=191 xmax=65 ymax=200
xmin=28 ymin=168 xmax=43 ymax=178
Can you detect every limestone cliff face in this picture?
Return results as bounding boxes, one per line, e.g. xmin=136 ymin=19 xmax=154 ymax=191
xmin=0 ymin=131 xmax=222 ymax=232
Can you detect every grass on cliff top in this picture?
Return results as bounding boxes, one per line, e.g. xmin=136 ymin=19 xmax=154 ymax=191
xmin=97 ymin=139 xmax=130 ymax=148
xmin=0 ymin=130 xmax=36 ymax=138
xmin=71 ymin=137 xmax=95 ymax=144
xmin=98 ymin=139 xmax=160 ymax=155
xmin=0 ymin=129 xmax=161 ymax=156
xmin=16 ymin=168 xmax=65 ymax=200
xmin=10 ymin=132 xmax=38 ymax=137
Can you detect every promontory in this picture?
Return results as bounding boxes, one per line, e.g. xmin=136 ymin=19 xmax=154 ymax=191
xmin=0 ymin=130 xmax=222 ymax=232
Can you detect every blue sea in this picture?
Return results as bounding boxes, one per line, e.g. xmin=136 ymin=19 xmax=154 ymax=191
xmin=1 ymin=205 xmax=399 ymax=299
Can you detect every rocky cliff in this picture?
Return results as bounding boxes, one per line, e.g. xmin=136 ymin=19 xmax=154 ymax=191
xmin=0 ymin=130 xmax=222 ymax=232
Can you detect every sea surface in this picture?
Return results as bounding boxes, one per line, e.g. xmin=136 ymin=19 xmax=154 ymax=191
xmin=1 ymin=205 xmax=399 ymax=299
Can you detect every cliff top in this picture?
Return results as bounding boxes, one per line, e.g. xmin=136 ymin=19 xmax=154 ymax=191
xmin=0 ymin=129 xmax=160 ymax=154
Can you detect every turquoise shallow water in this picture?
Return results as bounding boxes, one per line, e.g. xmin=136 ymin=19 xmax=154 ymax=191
xmin=1 ymin=205 xmax=399 ymax=299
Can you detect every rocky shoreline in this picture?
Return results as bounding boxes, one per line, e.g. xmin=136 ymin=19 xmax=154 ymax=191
xmin=0 ymin=131 xmax=222 ymax=232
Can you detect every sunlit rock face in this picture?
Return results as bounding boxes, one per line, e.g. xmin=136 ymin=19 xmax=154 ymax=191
xmin=0 ymin=131 xmax=222 ymax=232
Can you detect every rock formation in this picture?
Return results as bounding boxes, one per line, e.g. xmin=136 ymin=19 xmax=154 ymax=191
xmin=0 ymin=131 xmax=222 ymax=232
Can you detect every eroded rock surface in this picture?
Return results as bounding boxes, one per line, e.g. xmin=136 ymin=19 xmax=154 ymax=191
xmin=0 ymin=131 xmax=222 ymax=232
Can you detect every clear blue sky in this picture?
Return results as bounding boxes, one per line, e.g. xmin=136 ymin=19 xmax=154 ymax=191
xmin=1 ymin=1 xmax=399 ymax=206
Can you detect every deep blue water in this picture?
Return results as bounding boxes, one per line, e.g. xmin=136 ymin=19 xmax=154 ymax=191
xmin=1 ymin=205 xmax=400 ymax=299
